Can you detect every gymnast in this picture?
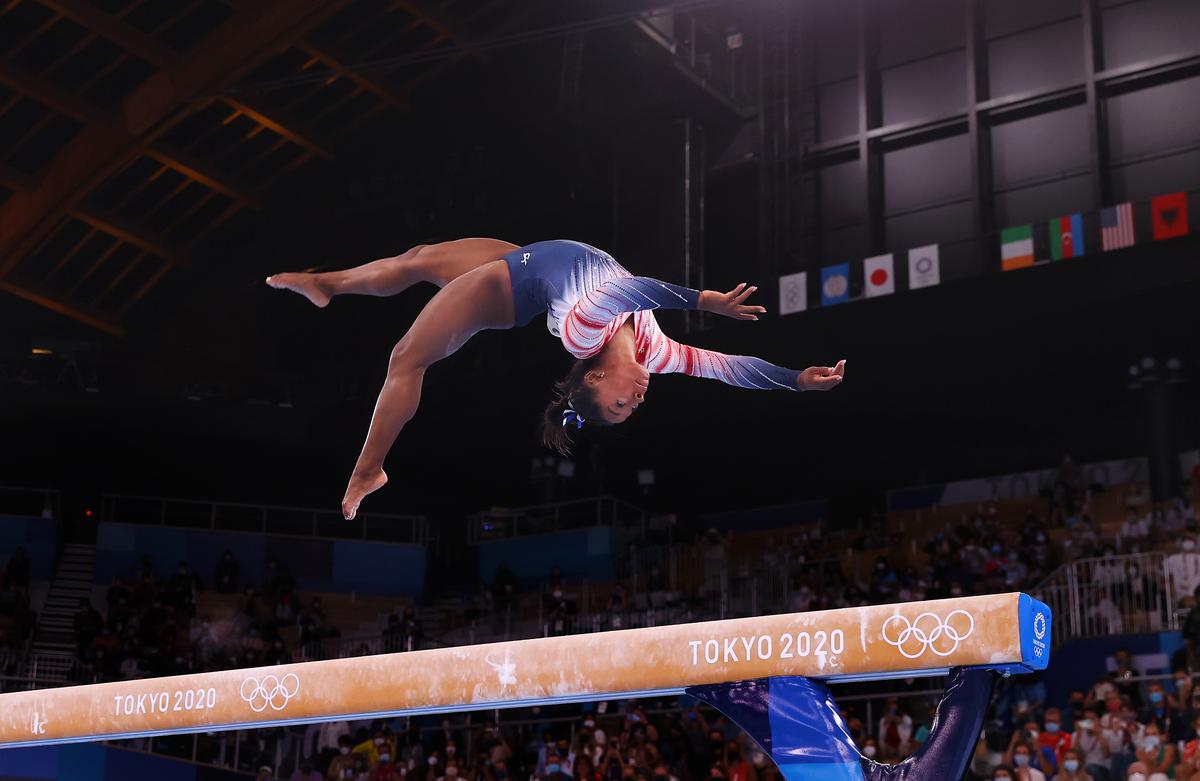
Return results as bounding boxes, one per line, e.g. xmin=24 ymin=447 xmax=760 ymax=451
xmin=267 ymin=238 xmax=846 ymax=519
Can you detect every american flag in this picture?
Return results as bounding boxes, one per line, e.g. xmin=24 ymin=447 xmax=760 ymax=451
xmin=1100 ymin=202 xmax=1135 ymax=251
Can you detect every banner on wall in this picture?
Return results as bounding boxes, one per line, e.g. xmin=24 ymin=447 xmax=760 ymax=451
xmin=778 ymin=271 xmax=807 ymax=315
xmin=1049 ymin=213 xmax=1084 ymax=260
xmin=863 ymin=253 xmax=895 ymax=297
xmin=1101 ymin=202 xmax=1136 ymax=250
xmin=820 ymin=263 xmax=850 ymax=306
xmin=1001 ymin=225 xmax=1035 ymax=271
xmin=907 ymin=244 xmax=940 ymax=289
xmin=886 ymin=455 xmax=1150 ymax=511
xmin=1152 ymin=191 xmax=1189 ymax=240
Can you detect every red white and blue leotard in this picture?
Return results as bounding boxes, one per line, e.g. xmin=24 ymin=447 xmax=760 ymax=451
xmin=502 ymin=240 xmax=800 ymax=391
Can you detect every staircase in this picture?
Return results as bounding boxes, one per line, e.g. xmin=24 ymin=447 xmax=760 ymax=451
xmin=28 ymin=543 xmax=95 ymax=679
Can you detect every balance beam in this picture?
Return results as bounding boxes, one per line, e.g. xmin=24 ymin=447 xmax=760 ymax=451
xmin=0 ymin=592 xmax=1050 ymax=749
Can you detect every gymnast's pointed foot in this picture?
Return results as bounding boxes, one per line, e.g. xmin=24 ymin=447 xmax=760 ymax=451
xmin=266 ymin=272 xmax=332 ymax=309
xmin=342 ymin=468 xmax=388 ymax=520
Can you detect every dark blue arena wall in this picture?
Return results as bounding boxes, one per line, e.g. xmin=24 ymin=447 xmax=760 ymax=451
xmin=0 ymin=742 xmax=248 ymax=781
xmin=0 ymin=515 xmax=59 ymax=580
xmin=476 ymin=526 xmax=630 ymax=586
xmin=94 ymin=522 xmax=425 ymax=599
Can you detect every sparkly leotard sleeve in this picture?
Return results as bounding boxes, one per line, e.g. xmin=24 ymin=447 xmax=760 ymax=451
xmin=560 ymin=276 xmax=801 ymax=392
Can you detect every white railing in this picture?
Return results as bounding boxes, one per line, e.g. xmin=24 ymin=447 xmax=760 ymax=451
xmin=466 ymin=495 xmax=648 ymax=543
xmin=101 ymin=493 xmax=429 ymax=546
xmin=1034 ymin=551 xmax=1186 ymax=646
xmin=0 ymin=485 xmax=60 ymax=519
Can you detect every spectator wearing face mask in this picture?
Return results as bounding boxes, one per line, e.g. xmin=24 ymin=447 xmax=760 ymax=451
xmin=1004 ymin=733 xmax=1046 ymax=781
xmin=542 ymin=754 xmax=571 ymax=781
xmin=355 ymin=730 xmax=396 ymax=770
xmin=368 ymin=748 xmax=400 ymax=781
xmin=1053 ymin=749 xmax=1093 ymax=781
xmin=1125 ymin=761 xmax=1150 ymax=781
xmin=992 ymin=764 xmax=1016 ymax=781
xmin=1039 ymin=708 xmax=1072 ymax=773
xmin=329 ymin=736 xmax=358 ymax=780
xmin=859 ymin=738 xmax=879 ymax=761
xmin=1139 ymin=684 xmax=1187 ymax=743
xmin=1133 ymin=724 xmax=1173 ymax=781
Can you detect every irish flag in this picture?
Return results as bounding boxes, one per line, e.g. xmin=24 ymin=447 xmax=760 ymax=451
xmin=1001 ymin=225 xmax=1034 ymax=271
xmin=1049 ymin=214 xmax=1084 ymax=260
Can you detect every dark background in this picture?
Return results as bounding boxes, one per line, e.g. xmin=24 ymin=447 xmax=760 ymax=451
xmin=1 ymin=0 xmax=1198 ymax=527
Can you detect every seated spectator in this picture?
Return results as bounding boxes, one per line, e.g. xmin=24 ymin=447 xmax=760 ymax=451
xmin=382 ymin=615 xmax=403 ymax=653
xmin=328 ymin=735 xmax=357 ymax=780
xmin=1183 ymin=588 xmax=1200 ymax=671
xmin=1005 ymin=727 xmax=1049 ymax=780
xmin=74 ymin=597 xmax=103 ymax=653
xmin=1138 ymin=684 xmax=1187 ymax=743
xmin=1039 ymin=708 xmax=1071 ymax=773
xmin=1112 ymin=651 xmax=1142 ymax=709
xmin=1132 ymin=724 xmax=1173 ymax=781
xmin=1071 ymin=709 xmax=1109 ymax=781
xmin=991 ymin=764 xmax=1019 ymax=781
xmin=2 ymin=547 xmax=31 ymax=591
xmin=370 ymin=751 xmax=400 ymax=781
xmin=355 ymin=729 xmax=395 ymax=771
xmin=292 ymin=760 xmax=323 ymax=781
xmin=401 ymin=606 xmax=423 ymax=652
xmin=1054 ymin=749 xmax=1093 ymax=781
xmin=1124 ymin=761 xmax=1151 ymax=781
xmin=216 ymin=549 xmax=240 ymax=594
xmin=877 ymin=697 xmax=913 ymax=760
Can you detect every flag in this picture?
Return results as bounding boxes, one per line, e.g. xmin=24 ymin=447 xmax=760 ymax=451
xmin=1049 ymin=213 xmax=1084 ymax=260
xmin=907 ymin=244 xmax=940 ymax=289
xmin=820 ymin=264 xmax=850 ymax=306
xmin=778 ymin=272 xmax=807 ymax=315
xmin=1001 ymin=225 xmax=1034 ymax=271
xmin=863 ymin=253 xmax=895 ymax=297
xmin=1152 ymin=192 xmax=1189 ymax=240
xmin=1101 ymin=202 xmax=1135 ymax=251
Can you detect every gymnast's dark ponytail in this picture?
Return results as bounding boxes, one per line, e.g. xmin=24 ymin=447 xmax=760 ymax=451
xmin=541 ymin=355 xmax=609 ymax=456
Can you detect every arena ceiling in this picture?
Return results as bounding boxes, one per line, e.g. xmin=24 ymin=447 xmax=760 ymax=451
xmin=0 ymin=0 xmax=521 ymax=336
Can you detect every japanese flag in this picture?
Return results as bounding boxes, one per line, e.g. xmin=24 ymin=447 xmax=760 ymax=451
xmin=863 ymin=253 xmax=895 ymax=297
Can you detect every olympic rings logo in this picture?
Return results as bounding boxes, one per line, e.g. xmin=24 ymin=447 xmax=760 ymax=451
xmin=239 ymin=673 xmax=300 ymax=712
xmin=1034 ymin=612 xmax=1047 ymax=640
xmin=881 ymin=610 xmax=975 ymax=659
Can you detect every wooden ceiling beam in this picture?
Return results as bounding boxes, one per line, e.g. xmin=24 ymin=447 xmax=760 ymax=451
xmin=36 ymin=0 xmax=179 ymax=68
xmin=0 ymin=0 xmax=353 ymax=285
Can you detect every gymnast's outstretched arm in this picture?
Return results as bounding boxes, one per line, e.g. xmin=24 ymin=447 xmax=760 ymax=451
xmin=340 ymin=261 xmax=515 ymax=520
xmin=562 ymin=279 xmax=844 ymax=391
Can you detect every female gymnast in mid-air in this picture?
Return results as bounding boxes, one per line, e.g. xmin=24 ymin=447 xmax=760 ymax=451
xmin=267 ymin=238 xmax=846 ymax=519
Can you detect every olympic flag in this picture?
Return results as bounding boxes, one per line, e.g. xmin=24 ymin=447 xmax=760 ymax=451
xmin=0 ymin=593 xmax=1049 ymax=749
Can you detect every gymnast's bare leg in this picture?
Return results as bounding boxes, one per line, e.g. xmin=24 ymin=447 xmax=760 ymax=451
xmin=346 ymin=260 xmax=515 ymax=519
xmin=266 ymin=238 xmax=520 ymax=306
xmin=267 ymin=239 xmax=518 ymax=519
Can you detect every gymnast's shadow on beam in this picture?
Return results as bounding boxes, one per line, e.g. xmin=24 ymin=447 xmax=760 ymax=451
xmin=687 ymin=667 xmax=995 ymax=781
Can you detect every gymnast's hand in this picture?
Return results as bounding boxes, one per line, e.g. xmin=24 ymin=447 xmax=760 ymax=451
xmin=699 ymin=283 xmax=767 ymax=320
xmin=798 ymin=360 xmax=846 ymax=391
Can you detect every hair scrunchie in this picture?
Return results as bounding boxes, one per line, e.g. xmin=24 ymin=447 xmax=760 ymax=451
xmin=562 ymin=408 xmax=585 ymax=429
